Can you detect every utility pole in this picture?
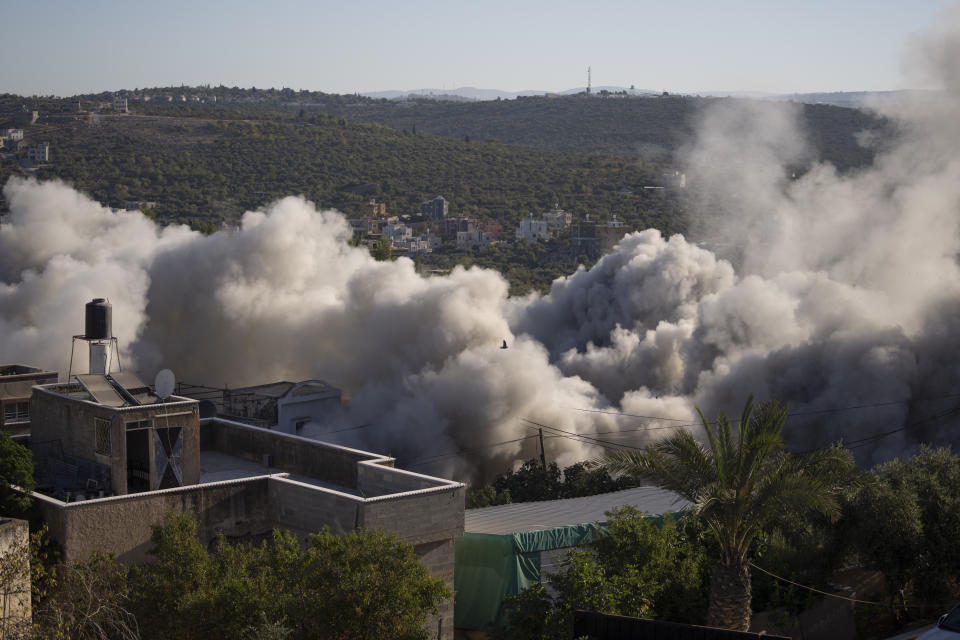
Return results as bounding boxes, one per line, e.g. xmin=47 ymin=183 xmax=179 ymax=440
xmin=539 ymin=428 xmax=547 ymax=469
xmin=587 ymin=66 xmax=592 ymax=95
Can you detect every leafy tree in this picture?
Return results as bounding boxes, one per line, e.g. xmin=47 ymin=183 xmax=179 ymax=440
xmin=846 ymin=446 xmax=960 ymax=613
xmin=130 ymin=512 xmax=449 ymax=640
xmin=490 ymin=508 xmax=708 ymax=640
xmin=0 ymin=433 xmax=34 ymax=517
xmin=369 ymin=237 xmax=392 ymax=262
xmin=600 ymin=396 xmax=846 ymax=631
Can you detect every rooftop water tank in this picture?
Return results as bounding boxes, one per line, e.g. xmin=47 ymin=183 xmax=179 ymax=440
xmin=84 ymin=298 xmax=112 ymax=340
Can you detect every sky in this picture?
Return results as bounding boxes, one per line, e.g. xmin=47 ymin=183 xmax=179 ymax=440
xmin=1 ymin=0 xmax=956 ymax=97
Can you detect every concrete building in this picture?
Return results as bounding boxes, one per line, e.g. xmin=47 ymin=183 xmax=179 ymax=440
xmin=21 ymin=298 xmax=465 ymax=638
xmin=443 ymin=217 xmax=476 ymax=241
xmin=516 ymin=216 xmax=551 ymax=242
xmin=27 ymin=142 xmax=50 ymax=164
xmin=596 ymin=215 xmax=630 ymax=252
xmin=215 ymin=380 xmax=342 ymax=434
xmin=1 ymin=129 xmax=24 ymax=142
xmin=112 ymin=96 xmax=128 ymax=113
xmin=456 ymin=229 xmax=495 ymax=251
xmin=0 ymin=365 xmax=57 ymax=436
xmin=12 ymin=108 xmax=37 ymax=127
xmin=394 ymin=236 xmax=434 ymax=255
xmin=384 ymin=222 xmax=413 ymax=247
xmin=541 ymin=208 xmax=572 ymax=230
xmin=421 ymin=196 xmax=448 ymax=221
xmin=366 ymin=199 xmax=387 ymax=218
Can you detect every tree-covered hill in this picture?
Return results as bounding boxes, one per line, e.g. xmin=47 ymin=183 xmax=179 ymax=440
xmin=314 ymin=93 xmax=887 ymax=172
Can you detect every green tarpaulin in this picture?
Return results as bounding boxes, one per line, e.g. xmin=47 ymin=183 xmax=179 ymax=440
xmin=453 ymin=523 xmax=605 ymax=630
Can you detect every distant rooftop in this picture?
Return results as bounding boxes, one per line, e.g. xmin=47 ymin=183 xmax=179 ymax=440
xmin=465 ymin=486 xmax=690 ymax=535
xmin=0 ymin=364 xmax=56 ymax=377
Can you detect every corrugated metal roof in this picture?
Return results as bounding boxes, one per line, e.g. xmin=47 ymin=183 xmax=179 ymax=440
xmin=465 ymin=486 xmax=691 ymax=535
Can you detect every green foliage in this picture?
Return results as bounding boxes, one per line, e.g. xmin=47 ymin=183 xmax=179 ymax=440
xmin=370 ymin=237 xmax=393 ymax=261
xmin=465 ymin=484 xmax=511 ymax=508
xmin=491 ymin=508 xmax=709 ymax=640
xmin=601 ymin=396 xmax=848 ymax=629
xmin=846 ymin=446 xmax=960 ymax=606
xmin=128 ymin=512 xmax=449 ymax=640
xmin=467 ymin=458 xmax=639 ymax=508
xmin=0 ymin=433 xmax=34 ymax=517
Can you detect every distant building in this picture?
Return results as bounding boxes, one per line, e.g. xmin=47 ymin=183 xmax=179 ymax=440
xmin=443 ymin=217 xmax=476 ymax=241
xmin=596 ymin=215 xmax=630 ymax=252
xmin=421 ymin=196 xmax=448 ymax=220
xmin=394 ymin=236 xmax=434 ymax=255
xmin=516 ymin=216 xmax=551 ymax=242
xmin=122 ymin=200 xmax=158 ymax=212
xmin=541 ymin=207 xmax=572 ymax=230
xmin=456 ymin=229 xmax=495 ymax=251
xmin=477 ymin=220 xmax=503 ymax=239
xmin=2 ymin=128 xmax=24 ymax=141
xmin=27 ymin=142 xmax=50 ymax=164
xmin=384 ymin=222 xmax=413 ymax=244
xmin=0 ymin=365 xmax=58 ymax=436
xmin=217 ymin=380 xmax=342 ymax=434
xmin=13 ymin=107 xmax=37 ymax=126
xmin=70 ymin=100 xmax=83 ymax=113
xmin=366 ymin=199 xmax=387 ymax=218
xmin=112 ymin=96 xmax=128 ymax=113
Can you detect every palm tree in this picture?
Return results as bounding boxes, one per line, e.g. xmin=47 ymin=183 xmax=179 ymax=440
xmin=601 ymin=396 xmax=846 ymax=631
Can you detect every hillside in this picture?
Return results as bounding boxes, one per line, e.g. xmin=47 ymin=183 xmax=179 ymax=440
xmin=315 ymin=93 xmax=886 ymax=171
xmin=0 ymin=89 xmax=889 ymax=293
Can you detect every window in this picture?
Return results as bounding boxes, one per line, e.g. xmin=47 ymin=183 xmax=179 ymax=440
xmin=2 ymin=402 xmax=29 ymax=424
xmin=125 ymin=419 xmax=154 ymax=431
xmin=95 ymin=418 xmax=112 ymax=455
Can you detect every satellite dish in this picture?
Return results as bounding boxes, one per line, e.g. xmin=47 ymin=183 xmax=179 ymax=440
xmin=154 ymin=369 xmax=175 ymax=400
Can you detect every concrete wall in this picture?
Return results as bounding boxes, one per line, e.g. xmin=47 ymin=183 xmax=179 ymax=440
xmin=200 ymin=419 xmax=372 ymax=489
xmin=268 ymin=477 xmax=360 ymax=536
xmin=357 ymin=462 xmax=451 ymax=497
xmin=33 ymin=477 xmax=274 ymax=564
xmin=0 ymin=519 xmax=30 ymax=634
xmin=30 ymin=388 xmax=200 ymax=495
xmin=361 ymin=487 xmax=465 ymax=546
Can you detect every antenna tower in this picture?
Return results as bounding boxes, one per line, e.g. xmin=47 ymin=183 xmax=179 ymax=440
xmin=587 ymin=66 xmax=592 ymax=94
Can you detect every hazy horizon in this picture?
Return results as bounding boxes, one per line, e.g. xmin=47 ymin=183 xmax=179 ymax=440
xmin=1 ymin=0 xmax=955 ymax=98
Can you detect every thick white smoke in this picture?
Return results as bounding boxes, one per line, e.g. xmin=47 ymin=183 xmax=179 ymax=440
xmin=3 ymin=9 xmax=960 ymax=479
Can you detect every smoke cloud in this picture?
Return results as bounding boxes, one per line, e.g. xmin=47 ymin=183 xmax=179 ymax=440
xmin=4 ymin=11 xmax=960 ymax=479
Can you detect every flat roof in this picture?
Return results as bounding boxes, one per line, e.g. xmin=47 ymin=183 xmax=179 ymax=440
xmin=199 ymin=451 xmax=363 ymax=496
xmin=465 ymin=486 xmax=691 ymax=535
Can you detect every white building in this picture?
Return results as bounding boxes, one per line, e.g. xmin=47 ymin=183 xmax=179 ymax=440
xmin=1 ymin=128 xmax=24 ymax=141
xmin=394 ymin=236 xmax=433 ymax=255
xmin=383 ymin=222 xmax=412 ymax=244
xmin=516 ymin=216 xmax=551 ymax=243
xmin=112 ymin=96 xmax=128 ymax=113
xmin=457 ymin=229 xmax=495 ymax=251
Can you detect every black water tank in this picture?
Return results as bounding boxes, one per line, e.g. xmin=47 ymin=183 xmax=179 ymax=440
xmin=84 ymin=298 xmax=112 ymax=340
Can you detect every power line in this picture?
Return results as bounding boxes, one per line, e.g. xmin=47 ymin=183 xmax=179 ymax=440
xmin=522 ymin=417 xmax=639 ymax=451
xmin=404 ymin=434 xmax=539 ymax=468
